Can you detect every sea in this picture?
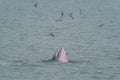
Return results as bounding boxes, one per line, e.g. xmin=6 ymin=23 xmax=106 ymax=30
xmin=0 ymin=0 xmax=120 ymax=80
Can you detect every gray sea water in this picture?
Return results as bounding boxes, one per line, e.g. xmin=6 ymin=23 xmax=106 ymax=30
xmin=0 ymin=0 xmax=120 ymax=80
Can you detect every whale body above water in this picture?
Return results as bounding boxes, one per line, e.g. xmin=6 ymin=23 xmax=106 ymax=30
xmin=52 ymin=48 xmax=68 ymax=63
xmin=41 ymin=48 xmax=70 ymax=63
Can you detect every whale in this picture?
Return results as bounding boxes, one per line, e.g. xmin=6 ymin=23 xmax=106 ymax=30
xmin=52 ymin=48 xmax=68 ymax=63
xmin=41 ymin=48 xmax=69 ymax=63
